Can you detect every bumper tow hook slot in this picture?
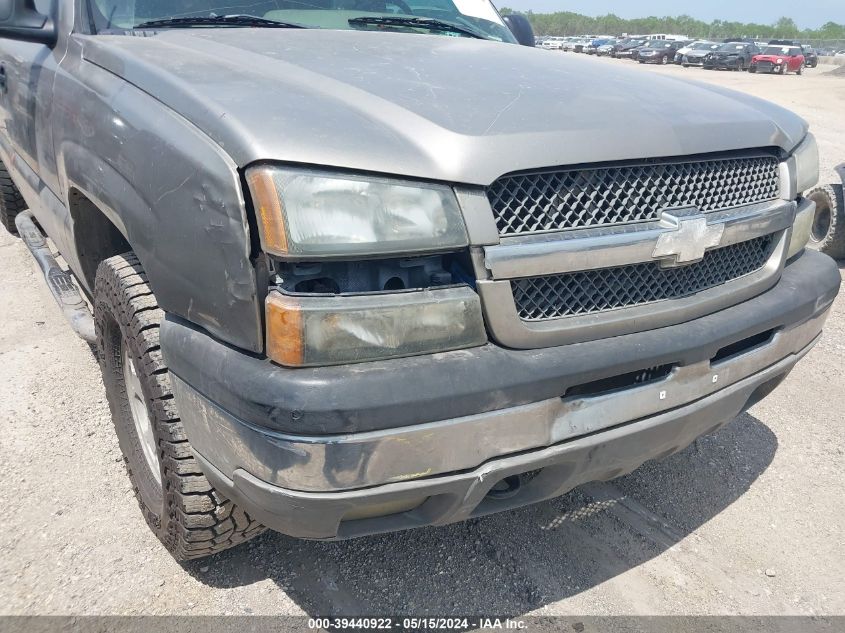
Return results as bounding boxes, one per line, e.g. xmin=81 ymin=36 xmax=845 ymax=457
xmin=486 ymin=474 xmax=523 ymax=500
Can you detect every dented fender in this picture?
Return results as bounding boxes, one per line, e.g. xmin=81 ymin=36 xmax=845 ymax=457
xmin=52 ymin=43 xmax=262 ymax=352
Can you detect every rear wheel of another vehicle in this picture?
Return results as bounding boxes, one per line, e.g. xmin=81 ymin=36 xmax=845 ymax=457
xmin=95 ymin=252 xmax=266 ymax=560
xmin=797 ymin=63 xmax=803 ymax=75
xmin=807 ymin=184 xmax=845 ymax=259
xmin=0 ymin=160 xmax=26 ymax=237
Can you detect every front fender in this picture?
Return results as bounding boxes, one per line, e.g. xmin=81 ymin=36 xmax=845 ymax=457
xmin=53 ymin=48 xmax=262 ymax=352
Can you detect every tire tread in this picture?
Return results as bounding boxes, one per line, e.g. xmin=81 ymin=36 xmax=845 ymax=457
xmin=94 ymin=253 xmax=264 ymax=560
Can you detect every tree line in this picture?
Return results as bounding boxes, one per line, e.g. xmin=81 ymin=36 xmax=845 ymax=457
xmin=497 ymin=10 xmax=845 ymax=42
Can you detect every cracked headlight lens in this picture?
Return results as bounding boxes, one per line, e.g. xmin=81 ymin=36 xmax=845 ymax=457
xmin=247 ymin=166 xmax=468 ymax=258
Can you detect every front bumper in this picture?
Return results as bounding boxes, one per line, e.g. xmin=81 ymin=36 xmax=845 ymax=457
xmin=162 ymin=250 xmax=839 ymax=539
xmin=752 ymin=61 xmax=781 ymax=73
xmin=704 ymin=57 xmax=741 ymax=68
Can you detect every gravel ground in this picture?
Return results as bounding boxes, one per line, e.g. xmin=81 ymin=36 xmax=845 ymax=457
xmin=1 ymin=57 xmax=844 ymax=618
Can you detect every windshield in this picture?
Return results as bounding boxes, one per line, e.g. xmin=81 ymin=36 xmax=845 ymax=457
xmin=718 ymin=43 xmax=746 ymax=51
xmin=644 ymin=40 xmax=670 ymax=49
xmin=762 ymin=46 xmax=800 ymax=55
xmin=89 ymin=0 xmax=516 ymax=42
xmin=691 ymin=42 xmax=715 ymax=50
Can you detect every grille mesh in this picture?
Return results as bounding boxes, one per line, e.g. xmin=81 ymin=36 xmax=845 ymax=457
xmin=512 ymin=235 xmax=775 ymax=321
xmin=488 ymin=155 xmax=780 ymax=236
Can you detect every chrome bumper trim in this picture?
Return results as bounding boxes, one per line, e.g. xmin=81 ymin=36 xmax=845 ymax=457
xmin=174 ymin=308 xmax=827 ymax=493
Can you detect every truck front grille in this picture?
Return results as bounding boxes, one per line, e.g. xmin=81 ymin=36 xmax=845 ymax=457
xmin=487 ymin=154 xmax=780 ymax=237
xmin=511 ymin=234 xmax=775 ymax=321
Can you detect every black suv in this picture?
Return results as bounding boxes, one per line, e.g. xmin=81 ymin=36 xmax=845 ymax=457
xmin=703 ymin=41 xmax=760 ymax=70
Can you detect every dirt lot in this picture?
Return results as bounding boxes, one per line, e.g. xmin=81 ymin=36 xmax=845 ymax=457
xmin=1 ymin=56 xmax=844 ymax=618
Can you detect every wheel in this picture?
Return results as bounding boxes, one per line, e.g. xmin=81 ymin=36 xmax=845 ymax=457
xmin=749 ymin=66 xmax=756 ymax=73
xmin=797 ymin=63 xmax=803 ymax=75
xmin=0 ymin=160 xmax=26 ymax=236
xmin=661 ymin=55 xmax=668 ymax=65
xmin=682 ymin=63 xmax=689 ymax=68
xmin=95 ymin=252 xmax=265 ymax=560
xmin=779 ymin=64 xmax=786 ymax=75
xmin=806 ymin=184 xmax=845 ymax=259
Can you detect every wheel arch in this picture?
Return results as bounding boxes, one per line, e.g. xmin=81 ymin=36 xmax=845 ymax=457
xmin=67 ymin=186 xmax=132 ymax=293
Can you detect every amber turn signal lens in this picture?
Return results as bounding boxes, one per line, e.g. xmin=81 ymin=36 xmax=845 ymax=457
xmin=265 ymin=287 xmax=486 ymax=367
xmin=247 ymin=167 xmax=289 ymax=255
xmin=265 ymin=293 xmax=304 ymax=367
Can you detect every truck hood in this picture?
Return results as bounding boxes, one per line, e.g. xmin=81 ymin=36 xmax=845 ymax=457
xmin=80 ymin=29 xmax=807 ymax=185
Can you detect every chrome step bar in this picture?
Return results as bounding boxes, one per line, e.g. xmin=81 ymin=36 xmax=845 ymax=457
xmin=15 ymin=211 xmax=96 ymax=344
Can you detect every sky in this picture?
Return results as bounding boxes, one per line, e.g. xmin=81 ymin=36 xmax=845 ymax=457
xmin=499 ymin=0 xmax=842 ymax=30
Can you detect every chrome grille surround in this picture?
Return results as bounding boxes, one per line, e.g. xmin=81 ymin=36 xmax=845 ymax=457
xmin=472 ymin=195 xmax=804 ymax=349
xmin=512 ymin=234 xmax=776 ymax=321
xmin=487 ymin=153 xmax=781 ymax=237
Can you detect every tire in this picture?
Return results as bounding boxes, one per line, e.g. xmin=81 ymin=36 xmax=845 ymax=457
xmin=797 ymin=63 xmax=803 ymax=75
xmin=95 ymin=252 xmax=265 ymax=560
xmin=749 ymin=66 xmax=756 ymax=73
xmin=0 ymin=160 xmax=26 ymax=236
xmin=806 ymin=184 xmax=845 ymax=259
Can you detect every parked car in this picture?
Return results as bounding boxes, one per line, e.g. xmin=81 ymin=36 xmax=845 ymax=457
xmin=802 ymin=46 xmax=819 ymax=68
xmin=572 ymin=37 xmax=592 ymax=53
xmin=703 ymin=41 xmax=760 ymax=70
xmin=558 ymin=37 xmax=581 ymax=52
xmin=637 ymin=39 xmax=682 ymax=64
xmin=0 ymin=0 xmax=837 ymax=563
xmin=595 ymin=40 xmax=618 ymax=56
xmin=674 ymin=40 xmax=706 ymax=63
xmin=540 ymin=36 xmax=564 ymax=50
xmin=613 ymin=38 xmax=646 ymax=58
xmin=676 ymin=41 xmax=719 ymax=66
xmin=586 ymin=38 xmax=614 ymax=55
xmin=750 ymin=45 xmax=806 ymax=75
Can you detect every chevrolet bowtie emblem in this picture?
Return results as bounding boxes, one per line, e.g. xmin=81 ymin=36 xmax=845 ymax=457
xmin=652 ymin=212 xmax=724 ymax=266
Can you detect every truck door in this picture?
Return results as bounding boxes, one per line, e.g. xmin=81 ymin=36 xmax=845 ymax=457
xmin=0 ymin=0 xmax=63 ymax=195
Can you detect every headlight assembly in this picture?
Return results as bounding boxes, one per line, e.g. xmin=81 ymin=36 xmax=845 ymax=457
xmin=792 ymin=133 xmax=819 ymax=194
xmin=246 ymin=166 xmax=468 ymax=258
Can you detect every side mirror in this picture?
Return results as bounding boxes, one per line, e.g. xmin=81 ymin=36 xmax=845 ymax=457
xmin=502 ymin=14 xmax=534 ymax=47
xmin=0 ymin=0 xmax=56 ymax=46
